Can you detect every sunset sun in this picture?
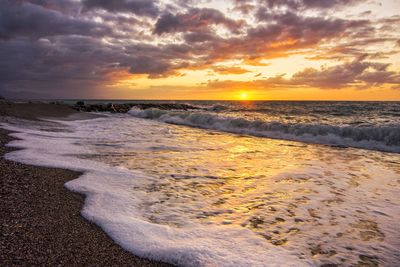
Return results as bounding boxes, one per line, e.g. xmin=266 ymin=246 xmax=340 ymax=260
xmin=240 ymin=92 xmax=248 ymax=100
xmin=1 ymin=1 xmax=400 ymax=266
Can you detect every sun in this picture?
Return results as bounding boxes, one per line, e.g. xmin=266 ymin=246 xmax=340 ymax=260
xmin=240 ymin=92 xmax=248 ymax=100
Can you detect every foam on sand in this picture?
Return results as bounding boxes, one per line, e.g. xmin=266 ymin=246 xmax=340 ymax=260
xmin=1 ymin=118 xmax=305 ymax=267
xmin=2 ymin=114 xmax=399 ymax=266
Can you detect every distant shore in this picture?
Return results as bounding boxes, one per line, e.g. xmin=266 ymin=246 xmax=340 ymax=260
xmin=0 ymin=101 xmax=173 ymax=266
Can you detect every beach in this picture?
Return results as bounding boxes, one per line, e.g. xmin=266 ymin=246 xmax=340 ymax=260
xmin=1 ymin=101 xmax=399 ymax=266
xmin=0 ymin=102 xmax=172 ymax=266
xmin=2 ymin=0 xmax=400 ymax=265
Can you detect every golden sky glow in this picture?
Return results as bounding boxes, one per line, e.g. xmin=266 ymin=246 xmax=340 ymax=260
xmin=1 ymin=0 xmax=400 ymax=100
xmin=240 ymin=92 xmax=249 ymax=100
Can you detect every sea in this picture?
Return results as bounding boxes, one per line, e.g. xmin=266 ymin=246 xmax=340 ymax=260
xmin=2 ymin=101 xmax=400 ymax=266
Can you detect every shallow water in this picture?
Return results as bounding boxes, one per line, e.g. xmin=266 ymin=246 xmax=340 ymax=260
xmin=127 ymin=101 xmax=400 ymax=152
xmin=2 ymin=112 xmax=400 ymax=266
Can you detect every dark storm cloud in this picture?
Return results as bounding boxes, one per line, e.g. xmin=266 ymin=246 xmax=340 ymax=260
xmin=123 ymin=43 xmax=193 ymax=77
xmin=82 ymin=0 xmax=160 ymax=17
xmin=0 ymin=0 xmax=109 ymax=39
xmin=129 ymin=56 xmax=175 ymax=77
xmin=183 ymin=32 xmax=217 ymax=43
xmin=232 ymin=0 xmax=365 ymax=15
xmin=19 ymin=0 xmax=81 ymax=14
xmin=154 ymin=8 xmax=244 ymax=35
xmin=0 ymin=0 xmax=399 ymax=98
xmin=255 ymin=9 xmax=368 ymax=37
xmin=185 ymin=11 xmax=369 ymax=65
xmin=0 ymin=37 xmax=109 ymax=98
xmin=0 ymin=34 xmax=148 ymax=98
xmin=0 ymin=36 xmax=118 ymax=83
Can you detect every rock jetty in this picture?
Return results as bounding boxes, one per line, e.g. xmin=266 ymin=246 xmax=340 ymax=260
xmin=72 ymin=102 xmax=201 ymax=113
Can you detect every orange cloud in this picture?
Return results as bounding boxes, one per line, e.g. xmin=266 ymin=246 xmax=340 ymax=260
xmin=212 ymin=66 xmax=250 ymax=75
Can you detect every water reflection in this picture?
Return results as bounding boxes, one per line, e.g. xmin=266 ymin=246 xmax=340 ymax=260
xmin=84 ymin=117 xmax=400 ymax=266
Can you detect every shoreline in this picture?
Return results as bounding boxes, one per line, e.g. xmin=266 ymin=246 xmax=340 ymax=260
xmin=0 ymin=102 xmax=173 ymax=266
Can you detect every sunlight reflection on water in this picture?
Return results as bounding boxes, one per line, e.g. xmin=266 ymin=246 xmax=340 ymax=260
xmin=79 ymin=115 xmax=400 ymax=266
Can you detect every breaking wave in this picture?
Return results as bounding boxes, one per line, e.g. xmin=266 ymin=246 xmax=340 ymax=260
xmin=128 ymin=108 xmax=400 ymax=153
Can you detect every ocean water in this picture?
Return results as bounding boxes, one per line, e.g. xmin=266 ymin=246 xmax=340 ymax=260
xmin=2 ymin=101 xmax=400 ymax=266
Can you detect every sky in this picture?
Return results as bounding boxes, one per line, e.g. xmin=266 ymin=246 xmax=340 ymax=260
xmin=0 ymin=0 xmax=400 ymax=100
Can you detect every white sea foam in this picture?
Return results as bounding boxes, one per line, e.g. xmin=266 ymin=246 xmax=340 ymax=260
xmin=2 ymin=114 xmax=400 ymax=266
xmin=1 ymin=118 xmax=306 ymax=267
xmin=128 ymin=108 xmax=400 ymax=153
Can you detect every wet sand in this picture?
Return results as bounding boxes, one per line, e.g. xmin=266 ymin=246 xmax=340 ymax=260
xmin=0 ymin=102 xmax=173 ymax=266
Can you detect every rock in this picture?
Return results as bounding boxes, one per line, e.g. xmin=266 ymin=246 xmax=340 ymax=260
xmin=249 ymin=216 xmax=264 ymax=228
xmin=271 ymin=238 xmax=287 ymax=246
xmin=72 ymin=102 xmax=202 ymax=114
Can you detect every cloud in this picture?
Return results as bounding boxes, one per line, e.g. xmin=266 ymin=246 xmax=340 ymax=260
xmin=0 ymin=0 xmax=109 ymax=39
xmin=179 ymin=10 xmax=369 ymax=67
xmin=128 ymin=56 xmax=175 ymax=77
xmin=290 ymin=57 xmax=400 ymax=88
xmin=212 ymin=66 xmax=250 ymax=75
xmin=82 ymin=0 xmax=159 ymax=17
xmin=154 ymin=8 xmax=244 ymax=35
xmin=207 ymin=57 xmax=400 ymax=90
xmin=19 ymin=0 xmax=82 ymax=14
xmin=0 ymin=35 xmax=127 ymax=90
xmin=183 ymin=32 xmax=217 ymax=43
xmin=0 ymin=0 xmax=399 ymax=98
xmin=291 ymin=58 xmax=370 ymax=88
xmin=255 ymin=10 xmax=368 ymax=44
xmin=255 ymin=0 xmax=364 ymax=10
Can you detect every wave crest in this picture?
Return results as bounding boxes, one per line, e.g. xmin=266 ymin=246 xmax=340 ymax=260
xmin=128 ymin=108 xmax=400 ymax=153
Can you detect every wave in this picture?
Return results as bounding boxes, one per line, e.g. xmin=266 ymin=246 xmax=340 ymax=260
xmin=128 ymin=108 xmax=400 ymax=153
xmin=2 ymin=120 xmax=305 ymax=266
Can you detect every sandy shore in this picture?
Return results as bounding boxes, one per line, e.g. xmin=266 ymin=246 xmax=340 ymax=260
xmin=0 ymin=102 xmax=173 ymax=266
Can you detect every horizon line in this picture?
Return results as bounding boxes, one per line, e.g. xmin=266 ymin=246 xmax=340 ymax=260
xmin=5 ymin=99 xmax=400 ymax=102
